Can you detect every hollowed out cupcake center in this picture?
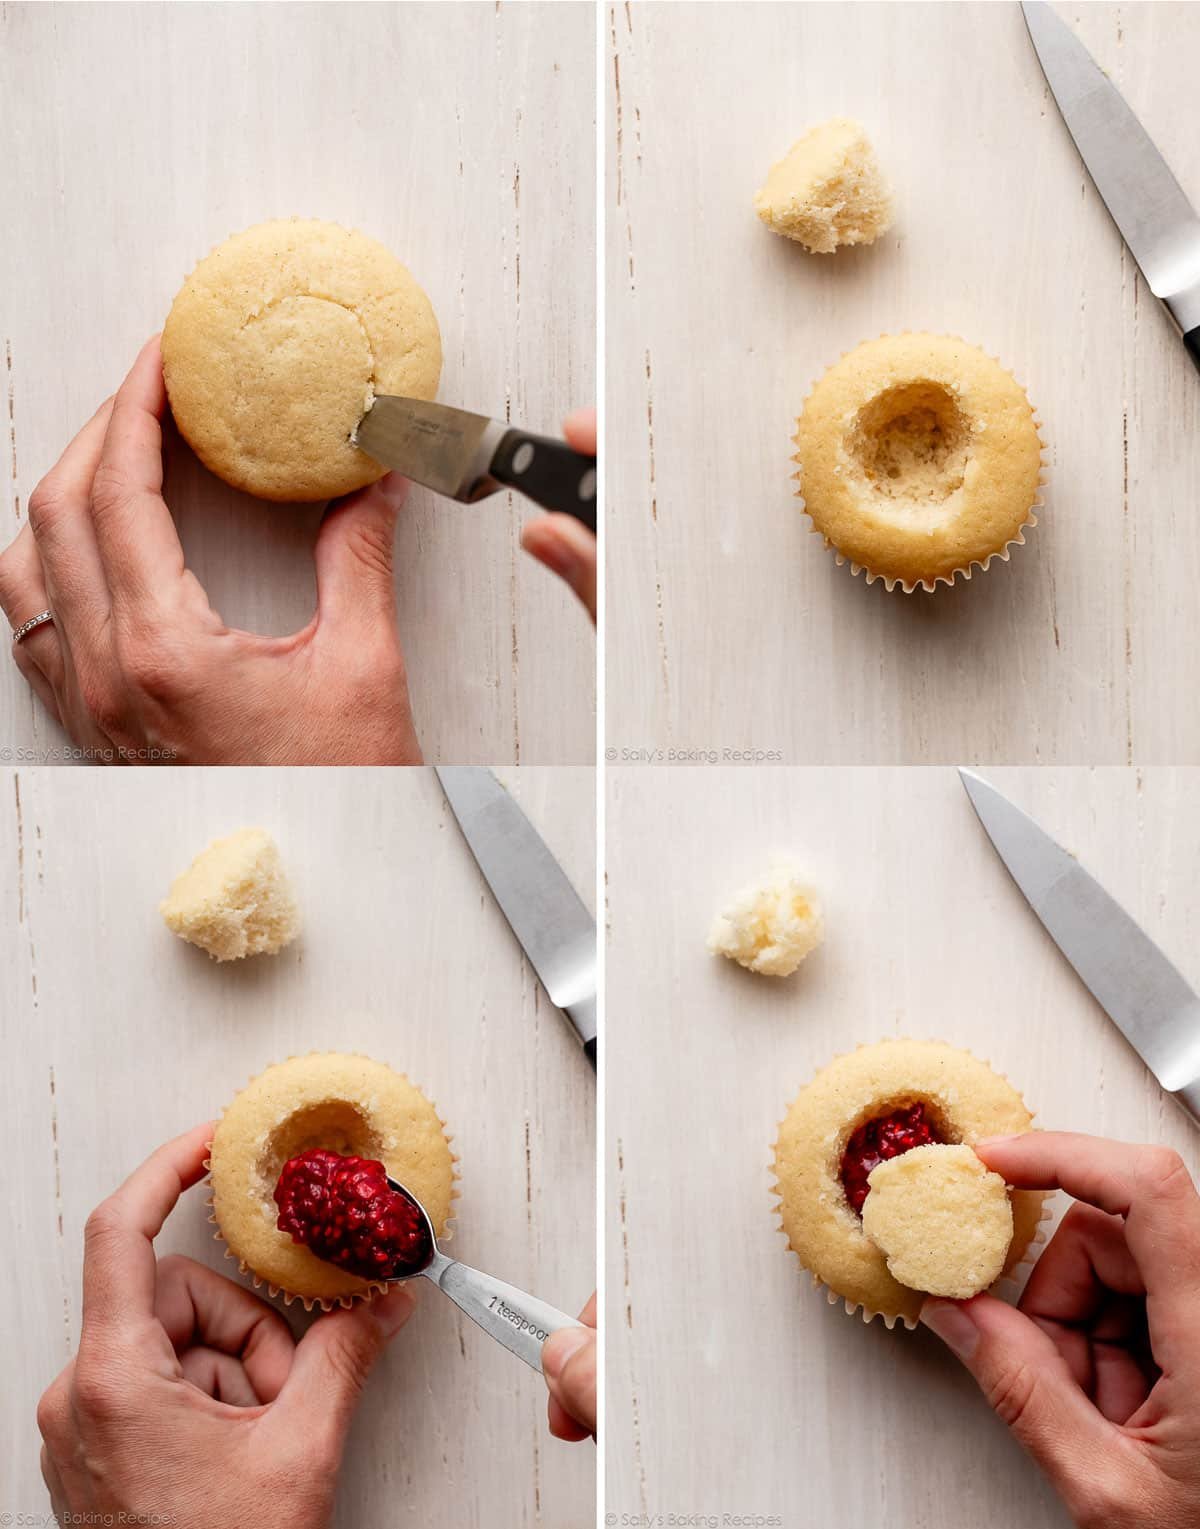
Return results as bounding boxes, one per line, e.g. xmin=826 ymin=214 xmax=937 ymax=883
xmin=256 ymin=1101 xmax=384 ymax=1204
xmin=850 ymin=381 xmax=970 ymax=510
xmin=840 ymin=1099 xmax=951 ymax=1216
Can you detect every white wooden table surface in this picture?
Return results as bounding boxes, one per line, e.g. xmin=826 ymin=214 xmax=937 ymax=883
xmin=606 ymin=764 xmax=1200 ymax=1527
xmin=0 ymin=1 xmax=596 ymax=766
xmin=606 ymin=1 xmax=1200 ymax=766
xmin=0 ymin=765 xmax=596 ymax=1527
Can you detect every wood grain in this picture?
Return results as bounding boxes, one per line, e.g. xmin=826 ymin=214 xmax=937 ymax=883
xmin=0 ymin=1 xmax=596 ymax=765
xmin=0 ymin=765 xmax=596 ymax=1527
xmin=606 ymin=764 xmax=1200 ymax=1526
xmin=606 ymin=1 xmax=1200 ymax=765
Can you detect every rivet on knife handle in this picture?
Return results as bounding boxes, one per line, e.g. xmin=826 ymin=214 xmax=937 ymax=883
xmin=490 ymin=429 xmax=597 ymax=530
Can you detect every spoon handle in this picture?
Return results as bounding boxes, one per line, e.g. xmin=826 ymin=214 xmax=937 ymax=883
xmin=422 ymin=1250 xmax=583 ymax=1371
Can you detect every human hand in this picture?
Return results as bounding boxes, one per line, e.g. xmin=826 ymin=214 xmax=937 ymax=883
xmin=0 ymin=336 xmax=422 ymax=763
xmin=37 ymin=1123 xmax=417 ymax=1529
xmin=920 ymin=1132 xmax=1200 ymax=1529
xmin=542 ymin=1291 xmax=596 ymax=1442
xmin=521 ymin=408 xmax=597 ymax=624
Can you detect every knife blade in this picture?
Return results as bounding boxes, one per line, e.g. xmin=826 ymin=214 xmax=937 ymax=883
xmin=436 ymin=767 xmax=597 ymax=1069
xmin=354 ymin=396 xmax=597 ymax=529
xmin=960 ymin=768 xmax=1200 ymax=1121
xmin=1022 ymin=1 xmax=1200 ymax=367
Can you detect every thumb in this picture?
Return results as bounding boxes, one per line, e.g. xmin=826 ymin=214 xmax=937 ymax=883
xmin=314 ymin=474 xmax=407 ymax=632
xmin=921 ymin=1295 xmax=1120 ymax=1514
xmin=269 ymin=1287 xmax=417 ymax=1456
xmin=542 ymin=1325 xmax=596 ymax=1439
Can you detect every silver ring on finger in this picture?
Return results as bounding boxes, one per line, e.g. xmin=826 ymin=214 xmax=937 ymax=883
xmin=12 ymin=609 xmax=54 ymax=645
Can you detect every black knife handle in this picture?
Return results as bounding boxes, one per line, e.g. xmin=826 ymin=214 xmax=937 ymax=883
xmin=583 ymin=1035 xmax=597 ymax=1072
xmin=1186 ymin=326 xmax=1200 ymax=376
xmin=491 ymin=429 xmax=597 ymax=531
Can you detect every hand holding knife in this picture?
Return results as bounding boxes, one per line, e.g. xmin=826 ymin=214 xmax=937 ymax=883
xmin=355 ymin=396 xmax=597 ymax=530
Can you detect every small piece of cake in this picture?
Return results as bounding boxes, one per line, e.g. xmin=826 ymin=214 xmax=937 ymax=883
xmin=160 ymin=828 xmax=299 ymax=962
xmin=794 ymin=334 xmax=1043 ymax=592
xmin=861 ymin=1143 xmax=1014 ymax=1299
xmin=772 ymin=1038 xmax=1043 ymax=1326
xmin=754 ymin=119 xmax=892 ymax=254
xmin=162 ymin=218 xmax=442 ymax=502
xmin=208 ymin=1052 xmax=455 ymax=1307
xmin=707 ymin=859 xmax=823 ymax=977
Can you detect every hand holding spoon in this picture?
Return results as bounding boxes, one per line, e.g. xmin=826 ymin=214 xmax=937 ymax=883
xmin=382 ymin=1176 xmax=583 ymax=1372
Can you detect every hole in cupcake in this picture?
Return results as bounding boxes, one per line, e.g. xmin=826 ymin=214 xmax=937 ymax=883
xmin=839 ymin=1100 xmax=952 ymax=1216
xmin=849 ymin=381 xmax=970 ymax=507
xmin=257 ymin=1101 xmax=384 ymax=1199
xmin=274 ymin=1149 xmax=433 ymax=1280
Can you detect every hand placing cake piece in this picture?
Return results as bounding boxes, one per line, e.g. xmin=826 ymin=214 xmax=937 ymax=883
xmin=772 ymin=1039 xmax=1043 ymax=1327
xmin=921 ymin=1132 xmax=1200 ymax=1529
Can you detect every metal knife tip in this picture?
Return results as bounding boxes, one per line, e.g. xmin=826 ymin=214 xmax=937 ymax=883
xmin=957 ymin=767 xmax=991 ymax=802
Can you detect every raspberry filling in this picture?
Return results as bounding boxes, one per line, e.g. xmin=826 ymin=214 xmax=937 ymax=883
xmin=840 ymin=1102 xmax=939 ymax=1216
xmin=274 ymin=1148 xmax=432 ymax=1280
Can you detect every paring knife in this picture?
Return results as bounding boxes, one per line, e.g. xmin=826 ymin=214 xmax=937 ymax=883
xmin=960 ymin=768 xmax=1200 ymax=1123
xmin=354 ymin=396 xmax=597 ymax=530
xmin=1022 ymin=1 xmax=1200 ymax=372
xmin=436 ymin=766 xmax=597 ymax=1070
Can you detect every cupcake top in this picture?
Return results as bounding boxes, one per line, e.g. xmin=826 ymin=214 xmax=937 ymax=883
xmin=794 ymin=334 xmax=1042 ymax=592
xmin=209 ymin=1052 xmax=455 ymax=1306
xmin=861 ymin=1143 xmax=1014 ymax=1300
xmin=160 ymin=828 xmax=299 ymax=962
xmin=707 ymin=858 xmax=823 ymax=977
xmin=753 ymin=118 xmax=893 ymax=254
xmin=773 ymin=1038 xmax=1041 ymax=1326
xmin=163 ymin=218 xmax=442 ymax=503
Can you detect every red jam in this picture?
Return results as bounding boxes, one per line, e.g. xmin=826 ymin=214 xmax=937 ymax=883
xmin=840 ymin=1102 xmax=938 ymax=1215
xmin=274 ymin=1149 xmax=432 ymax=1279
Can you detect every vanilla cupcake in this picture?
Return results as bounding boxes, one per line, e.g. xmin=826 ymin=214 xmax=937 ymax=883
xmin=793 ymin=334 xmax=1043 ymax=592
xmin=772 ymin=1039 xmax=1042 ymax=1327
xmin=208 ymin=1052 xmax=456 ymax=1308
xmin=163 ymin=218 xmax=442 ymax=502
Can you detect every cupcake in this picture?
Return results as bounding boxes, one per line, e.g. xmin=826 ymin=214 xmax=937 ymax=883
xmin=793 ymin=334 xmax=1043 ymax=592
xmin=208 ymin=1052 xmax=456 ymax=1308
xmin=772 ymin=1038 xmax=1042 ymax=1327
xmin=162 ymin=218 xmax=442 ymax=502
